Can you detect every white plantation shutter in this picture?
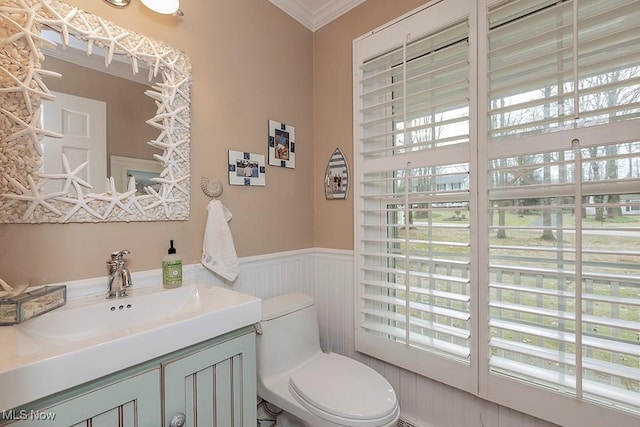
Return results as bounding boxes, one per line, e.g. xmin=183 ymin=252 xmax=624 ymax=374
xmin=486 ymin=141 xmax=640 ymax=416
xmin=484 ymin=0 xmax=640 ymax=423
xmin=355 ymin=0 xmax=640 ymax=424
xmin=359 ymin=164 xmax=471 ymax=358
xmin=487 ymin=0 xmax=640 ymax=141
xmin=354 ymin=0 xmax=475 ymax=392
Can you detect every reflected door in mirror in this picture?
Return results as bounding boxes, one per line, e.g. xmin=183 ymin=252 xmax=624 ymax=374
xmin=41 ymin=92 xmax=107 ymax=194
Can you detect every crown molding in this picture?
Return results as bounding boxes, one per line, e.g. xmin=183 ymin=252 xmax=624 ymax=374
xmin=269 ymin=0 xmax=366 ymax=31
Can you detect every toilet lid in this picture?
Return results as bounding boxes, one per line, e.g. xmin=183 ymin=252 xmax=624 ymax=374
xmin=289 ymin=353 xmax=398 ymax=424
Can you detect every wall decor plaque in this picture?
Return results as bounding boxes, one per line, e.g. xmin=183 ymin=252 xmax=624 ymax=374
xmin=268 ymin=120 xmax=295 ymax=168
xmin=228 ymin=151 xmax=266 ymax=186
xmin=324 ymin=147 xmax=349 ymax=200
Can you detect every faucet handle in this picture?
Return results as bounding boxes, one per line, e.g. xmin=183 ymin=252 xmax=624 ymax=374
xmin=110 ymin=250 xmax=131 ymax=261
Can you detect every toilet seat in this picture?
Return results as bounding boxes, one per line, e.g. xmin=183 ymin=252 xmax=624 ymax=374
xmin=288 ymin=353 xmax=399 ymax=426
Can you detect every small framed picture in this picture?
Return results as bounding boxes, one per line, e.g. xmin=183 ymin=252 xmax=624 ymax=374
xmin=268 ymin=119 xmax=295 ymax=168
xmin=228 ymin=150 xmax=266 ymax=186
xmin=110 ymin=155 xmax=163 ymax=195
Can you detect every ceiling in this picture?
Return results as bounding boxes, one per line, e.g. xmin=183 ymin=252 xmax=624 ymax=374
xmin=269 ymin=0 xmax=367 ymax=31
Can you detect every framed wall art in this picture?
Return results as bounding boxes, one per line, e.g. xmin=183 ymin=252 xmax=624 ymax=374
xmin=324 ymin=147 xmax=349 ymax=200
xmin=268 ymin=119 xmax=295 ymax=168
xmin=110 ymin=155 xmax=163 ymax=195
xmin=228 ymin=150 xmax=266 ymax=186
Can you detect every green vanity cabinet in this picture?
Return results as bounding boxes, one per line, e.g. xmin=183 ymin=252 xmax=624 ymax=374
xmin=2 ymin=327 xmax=257 ymax=427
xmin=163 ymin=328 xmax=257 ymax=426
xmin=2 ymin=369 xmax=161 ymax=427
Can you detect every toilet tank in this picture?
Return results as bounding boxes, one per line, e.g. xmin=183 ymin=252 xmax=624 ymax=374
xmin=257 ymin=293 xmax=322 ymax=381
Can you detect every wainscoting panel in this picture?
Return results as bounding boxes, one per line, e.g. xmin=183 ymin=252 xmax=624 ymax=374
xmin=192 ymin=249 xmax=315 ymax=300
xmin=194 ymin=248 xmax=558 ymax=427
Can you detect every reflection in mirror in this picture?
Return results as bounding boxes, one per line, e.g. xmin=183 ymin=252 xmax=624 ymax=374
xmin=0 ymin=0 xmax=191 ymax=223
xmin=41 ymin=33 xmax=159 ymax=194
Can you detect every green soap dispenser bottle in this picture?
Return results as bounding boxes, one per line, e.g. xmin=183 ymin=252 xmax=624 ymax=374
xmin=162 ymin=240 xmax=182 ymax=289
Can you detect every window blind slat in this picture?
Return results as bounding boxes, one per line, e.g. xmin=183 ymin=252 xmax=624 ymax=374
xmin=362 ymin=279 xmax=470 ymax=303
xmin=490 ymin=319 xmax=575 ymax=344
xmin=491 ymin=338 xmax=575 ymax=366
xmin=490 ymin=356 xmax=576 ymax=389
xmin=360 ymin=322 xmax=471 ymax=359
xmin=362 ymin=308 xmax=471 ymax=340
xmin=362 ymin=294 xmax=470 ymax=322
xmin=490 ymin=301 xmax=574 ymax=321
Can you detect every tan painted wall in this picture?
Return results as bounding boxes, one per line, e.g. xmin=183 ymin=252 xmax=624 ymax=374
xmin=0 ymin=0 xmax=313 ymax=286
xmin=312 ymin=0 xmax=429 ymax=250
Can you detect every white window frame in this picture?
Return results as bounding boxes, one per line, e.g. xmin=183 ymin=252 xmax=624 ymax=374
xmin=353 ymin=1 xmax=640 ymax=426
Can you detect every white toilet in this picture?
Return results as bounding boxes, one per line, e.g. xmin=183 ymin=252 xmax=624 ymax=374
xmin=256 ymin=293 xmax=400 ymax=427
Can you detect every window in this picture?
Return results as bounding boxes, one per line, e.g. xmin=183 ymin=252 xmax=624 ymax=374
xmin=354 ymin=0 xmax=640 ymax=425
xmin=355 ymin=0 xmax=475 ymax=391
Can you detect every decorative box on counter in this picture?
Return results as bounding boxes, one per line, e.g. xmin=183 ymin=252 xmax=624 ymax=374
xmin=0 ymin=285 xmax=67 ymax=325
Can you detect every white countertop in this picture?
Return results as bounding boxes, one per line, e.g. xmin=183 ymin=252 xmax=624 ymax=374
xmin=0 ymin=272 xmax=260 ymax=411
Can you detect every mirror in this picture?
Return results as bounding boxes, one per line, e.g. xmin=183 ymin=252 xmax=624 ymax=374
xmin=40 ymin=29 xmax=161 ymax=195
xmin=0 ymin=0 xmax=191 ymax=223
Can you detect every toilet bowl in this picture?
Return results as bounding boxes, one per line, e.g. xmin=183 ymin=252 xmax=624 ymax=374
xmin=256 ymin=293 xmax=400 ymax=427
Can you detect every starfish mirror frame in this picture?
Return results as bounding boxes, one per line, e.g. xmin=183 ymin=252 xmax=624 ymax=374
xmin=0 ymin=0 xmax=191 ymax=223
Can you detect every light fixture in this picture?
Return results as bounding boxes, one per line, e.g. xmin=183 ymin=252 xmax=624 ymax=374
xmin=140 ymin=0 xmax=180 ymax=15
xmin=103 ymin=0 xmax=184 ymax=16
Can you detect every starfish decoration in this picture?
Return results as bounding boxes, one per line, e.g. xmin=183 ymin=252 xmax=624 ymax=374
xmin=0 ymin=106 xmax=63 ymax=155
xmin=144 ymin=87 xmax=165 ymax=104
xmin=152 ymin=152 xmax=180 ymax=171
xmin=0 ymin=1 xmax=56 ymax=55
xmin=151 ymin=169 xmax=190 ymax=197
xmin=68 ymin=7 xmax=102 ymax=41
xmin=38 ymin=1 xmax=81 ymax=46
xmin=120 ymin=34 xmax=155 ymax=76
xmin=143 ymin=184 xmax=180 ymax=218
xmin=2 ymin=174 xmax=65 ymax=220
xmin=124 ymin=37 xmax=157 ymax=80
xmin=160 ymin=54 xmax=181 ymax=77
xmin=56 ymin=180 xmax=102 ymax=222
xmin=138 ymin=40 xmax=172 ymax=79
xmin=145 ymin=114 xmax=180 ymax=143
xmin=39 ymin=153 xmax=93 ymax=194
xmin=119 ymin=176 xmax=148 ymax=217
xmin=86 ymin=17 xmax=130 ymax=66
xmin=87 ymin=177 xmax=136 ymax=219
xmin=147 ymin=102 xmax=189 ymax=134
xmin=129 ymin=54 xmax=144 ymax=78
xmin=129 ymin=37 xmax=148 ymax=56
xmin=0 ymin=57 xmax=60 ymax=115
xmin=154 ymin=73 xmax=191 ymax=105
xmin=148 ymin=135 xmax=189 ymax=163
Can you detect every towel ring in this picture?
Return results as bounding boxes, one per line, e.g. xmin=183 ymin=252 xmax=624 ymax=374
xmin=201 ymin=177 xmax=223 ymax=198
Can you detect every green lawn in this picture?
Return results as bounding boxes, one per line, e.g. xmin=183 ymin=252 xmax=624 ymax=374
xmin=394 ymin=207 xmax=640 ymax=386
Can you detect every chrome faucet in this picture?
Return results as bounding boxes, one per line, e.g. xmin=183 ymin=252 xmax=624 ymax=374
xmin=107 ymin=250 xmax=132 ymax=298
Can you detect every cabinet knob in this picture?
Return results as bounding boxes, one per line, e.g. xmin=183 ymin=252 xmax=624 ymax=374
xmin=169 ymin=413 xmax=186 ymax=427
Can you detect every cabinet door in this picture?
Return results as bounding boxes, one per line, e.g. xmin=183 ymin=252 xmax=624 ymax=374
xmin=4 ymin=369 xmax=161 ymax=427
xmin=163 ymin=332 xmax=256 ymax=427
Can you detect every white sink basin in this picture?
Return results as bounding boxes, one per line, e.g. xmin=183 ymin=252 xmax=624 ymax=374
xmin=0 ymin=282 xmax=261 ymax=412
xmin=16 ymin=285 xmax=200 ymax=345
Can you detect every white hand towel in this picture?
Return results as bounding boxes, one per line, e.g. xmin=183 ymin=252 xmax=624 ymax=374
xmin=201 ymin=200 xmax=239 ymax=281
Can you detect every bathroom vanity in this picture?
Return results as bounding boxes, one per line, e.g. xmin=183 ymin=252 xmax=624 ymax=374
xmin=0 ymin=282 xmax=261 ymax=426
